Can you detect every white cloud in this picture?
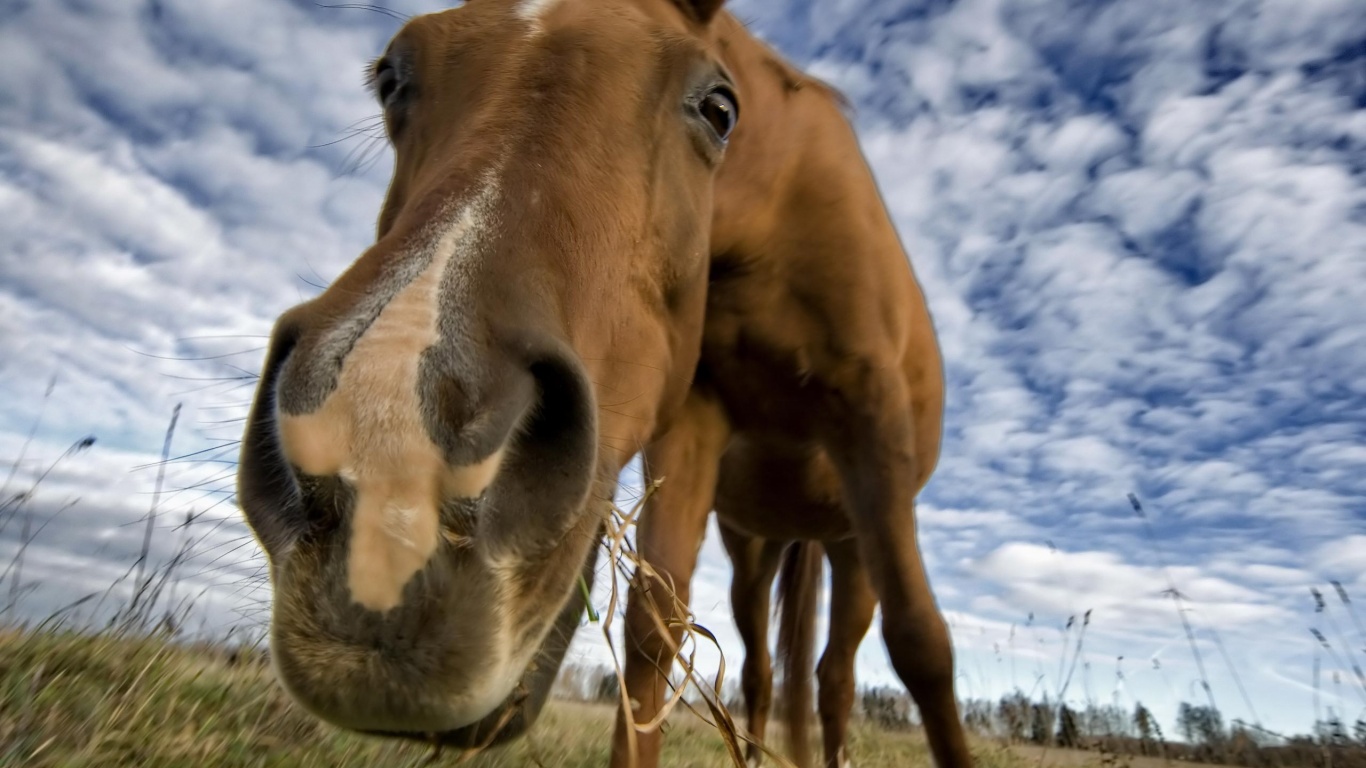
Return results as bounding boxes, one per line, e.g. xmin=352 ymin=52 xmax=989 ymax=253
xmin=1316 ymin=536 xmax=1366 ymax=578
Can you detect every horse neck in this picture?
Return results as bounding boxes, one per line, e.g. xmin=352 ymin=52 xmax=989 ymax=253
xmin=710 ymin=14 xmax=909 ymax=274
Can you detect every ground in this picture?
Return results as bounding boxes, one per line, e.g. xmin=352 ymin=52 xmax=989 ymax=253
xmin=0 ymin=626 xmax=1083 ymax=768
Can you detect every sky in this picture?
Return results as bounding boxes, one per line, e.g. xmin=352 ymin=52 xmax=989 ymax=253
xmin=2 ymin=0 xmax=1365 ymax=743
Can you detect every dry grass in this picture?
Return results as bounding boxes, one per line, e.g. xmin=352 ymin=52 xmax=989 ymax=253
xmin=0 ymin=626 xmax=1038 ymax=768
xmin=1 ymin=429 xmax=1017 ymax=768
xmin=5 ymin=415 xmax=1301 ymax=768
xmin=592 ymin=482 xmax=759 ymax=766
xmin=1007 ymin=745 xmax=1241 ymax=768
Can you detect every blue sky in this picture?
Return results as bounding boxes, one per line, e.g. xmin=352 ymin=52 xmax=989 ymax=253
xmin=2 ymin=0 xmax=1365 ymax=741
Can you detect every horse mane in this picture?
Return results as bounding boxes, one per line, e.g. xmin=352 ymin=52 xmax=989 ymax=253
xmin=760 ymin=54 xmax=854 ymax=115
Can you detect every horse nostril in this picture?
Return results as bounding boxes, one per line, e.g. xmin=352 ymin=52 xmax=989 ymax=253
xmin=477 ymin=345 xmax=598 ymax=552
xmin=525 ymin=355 xmax=596 ymax=460
xmin=264 ymin=308 xmax=306 ymax=392
xmin=237 ymin=316 xmax=310 ymax=556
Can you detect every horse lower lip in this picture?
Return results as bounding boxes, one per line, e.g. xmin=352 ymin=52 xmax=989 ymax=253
xmin=365 ymin=699 xmax=519 ymax=748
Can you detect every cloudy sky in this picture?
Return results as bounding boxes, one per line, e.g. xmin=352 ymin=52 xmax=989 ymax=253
xmin=2 ymin=0 xmax=1365 ymax=742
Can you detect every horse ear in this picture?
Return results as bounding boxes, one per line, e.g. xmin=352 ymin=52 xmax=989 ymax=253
xmin=674 ymin=0 xmax=724 ymax=24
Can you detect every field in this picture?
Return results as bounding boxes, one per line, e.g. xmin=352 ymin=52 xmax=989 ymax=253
xmin=2 ymin=437 xmax=1353 ymax=768
xmin=0 ymin=626 xmax=1041 ymax=768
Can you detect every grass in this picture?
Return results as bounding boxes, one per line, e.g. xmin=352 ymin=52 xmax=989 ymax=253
xmin=0 ymin=625 xmax=1032 ymax=768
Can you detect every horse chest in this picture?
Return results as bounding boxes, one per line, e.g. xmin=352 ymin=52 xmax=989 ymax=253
xmin=699 ymin=267 xmax=846 ymax=437
xmin=699 ymin=325 xmax=829 ymax=440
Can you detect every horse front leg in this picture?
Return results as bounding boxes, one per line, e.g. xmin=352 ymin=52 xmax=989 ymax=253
xmin=611 ymin=391 xmax=729 ymax=768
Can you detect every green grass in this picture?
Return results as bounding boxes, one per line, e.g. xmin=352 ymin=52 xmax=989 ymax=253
xmin=0 ymin=626 xmax=1033 ymax=768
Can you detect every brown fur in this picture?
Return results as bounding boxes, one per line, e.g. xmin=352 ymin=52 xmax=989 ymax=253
xmin=235 ymin=0 xmax=971 ymax=764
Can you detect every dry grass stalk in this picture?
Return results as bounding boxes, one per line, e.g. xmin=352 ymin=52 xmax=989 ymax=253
xmin=591 ymin=478 xmax=797 ymax=768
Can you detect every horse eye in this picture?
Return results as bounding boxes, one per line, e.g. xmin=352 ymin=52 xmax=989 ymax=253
xmin=699 ymin=87 xmax=738 ymax=143
xmin=375 ymin=60 xmax=402 ymax=109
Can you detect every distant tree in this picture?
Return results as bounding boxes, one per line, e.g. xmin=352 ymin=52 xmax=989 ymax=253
xmin=1316 ymin=716 xmax=1350 ymax=746
xmin=962 ymin=699 xmax=994 ymax=736
xmin=1030 ymin=701 xmax=1056 ymax=745
xmin=1177 ymin=702 xmax=1196 ymax=743
xmin=1057 ymin=705 xmax=1081 ymax=748
xmin=1136 ymin=704 xmax=1169 ymax=760
xmin=1228 ymin=720 xmax=1276 ymax=749
xmin=1177 ymin=702 xmax=1224 ymax=747
xmin=1082 ymin=703 xmax=1131 ymax=738
xmin=860 ymin=687 xmax=912 ymax=730
xmin=1226 ymin=722 xmax=1263 ymax=766
xmin=997 ymin=691 xmax=1030 ymax=742
xmin=1134 ymin=703 xmax=1157 ymax=747
xmin=1355 ymin=716 xmax=1366 ymax=746
xmin=595 ymin=670 xmax=620 ymax=703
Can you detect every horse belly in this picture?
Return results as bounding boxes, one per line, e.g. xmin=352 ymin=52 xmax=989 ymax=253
xmin=700 ymin=335 xmax=825 ymax=440
xmin=714 ymin=435 xmax=852 ymax=542
xmin=699 ymin=305 xmax=864 ymax=540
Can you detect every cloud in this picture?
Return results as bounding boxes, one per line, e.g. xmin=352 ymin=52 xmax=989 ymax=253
xmin=974 ymin=542 xmax=1288 ymax=627
xmin=1316 ymin=536 xmax=1366 ymax=579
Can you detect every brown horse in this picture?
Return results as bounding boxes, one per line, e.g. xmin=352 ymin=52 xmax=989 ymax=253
xmin=234 ymin=0 xmax=969 ymax=764
xmin=613 ymin=9 xmax=973 ymax=768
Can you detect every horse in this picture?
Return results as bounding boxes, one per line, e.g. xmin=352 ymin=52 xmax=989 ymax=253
xmin=612 ymin=8 xmax=974 ymax=768
xmin=233 ymin=0 xmax=970 ymax=765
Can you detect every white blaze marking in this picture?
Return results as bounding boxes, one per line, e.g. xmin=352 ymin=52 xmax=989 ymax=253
xmin=517 ymin=0 xmax=563 ymax=31
xmin=279 ymin=175 xmax=502 ymax=613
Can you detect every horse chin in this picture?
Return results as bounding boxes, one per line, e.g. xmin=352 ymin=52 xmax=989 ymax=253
xmin=366 ymin=690 xmax=529 ymax=750
xmin=377 ymin=540 xmax=601 ymax=750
